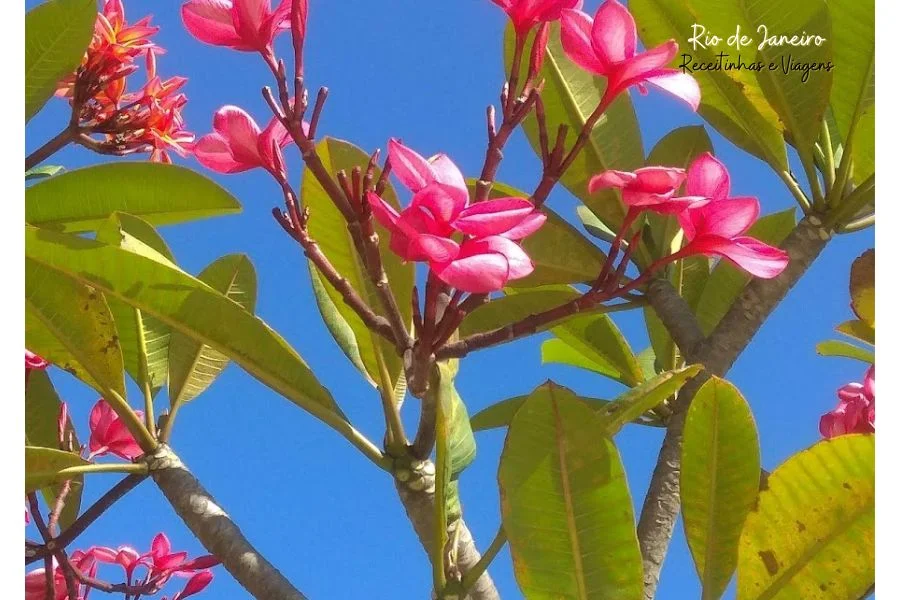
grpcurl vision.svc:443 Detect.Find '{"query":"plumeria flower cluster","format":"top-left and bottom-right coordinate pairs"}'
top-left (367, 140), bottom-right (546, 293)
top-left (820, 366), bottom-right (875, 439)
top-left (591, 153), bottom-right (789, 278)
top-left (25, 535), bottom-right (217, 600)
top-left (57, 0), bottom-right (193, 162)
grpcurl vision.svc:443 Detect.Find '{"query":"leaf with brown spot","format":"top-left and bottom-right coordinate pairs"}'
top-left (850, 250), bottom-right (875, 328)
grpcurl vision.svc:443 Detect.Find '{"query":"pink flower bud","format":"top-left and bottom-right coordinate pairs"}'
top-left (88, 399), bottom-right (144, 461)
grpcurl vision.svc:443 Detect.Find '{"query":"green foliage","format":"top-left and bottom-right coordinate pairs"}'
top-left (303, 138), bottom-right (412, 390)
top-left (26, 163), bottom-right (241, 233)
top-left (461, 285), bottom-right (579, 337)
top-left (168, 254), bottom-right (258, 409)
top-left (827, 0), bottom-right (874, 150)
top-left (738, 435), bottom-right (874, 599)
top-left (26, 446), bottom-right (89, 494)
top-left (499, 382), bottom-right (643, 599)
top-left (25, 226), bottom-right (341, 426)
top-left (25, 0), bottom-right (95, 121)
top-left (815, 340), bottom-right (873, 364)
top-left (25, 165), bottom-right (65, 181)
top-left (681, 378), bottom-right (761, 600)
top-left (850, 250), bottom-right (874, 327)
top-left (596, 365), bottom-right (701, 435)
top-left (26, 370), bottom-right (82, 529)
top-left (503, 23), bottom-right (644, 233)
top-left (471, 393), bottom-right (608, 432)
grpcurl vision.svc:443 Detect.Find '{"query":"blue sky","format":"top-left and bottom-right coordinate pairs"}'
top-left (26, 0), bottom-right (874, 598)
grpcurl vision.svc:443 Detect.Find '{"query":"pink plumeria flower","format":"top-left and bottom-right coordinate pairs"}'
top-left (432, 236), bottom-right (536, 293)
top-left (181, 0), bottom-right (294, 55)
top-left (560, 1), bottom-right (700, 110)
top-left (588, 166), bottom-right (706, 214)
top-left (193, 106), bottom-right (306, 180)
top-left (491, 0), bottom-right (583, 35)
top-left (167, 570), bottom-right (215, 600)
top-left (25, 551), bottom-right (96, 600)
top-left (820, 366), bottom-right (875, 439)
top-left (93, 544), bottom-right (144, 580)
top-left (25, 350), bottom-right (49, 371)
top-left (676, 153), bottom-right (789, 279)
top-left (88, 399), bottom-right (144, 461)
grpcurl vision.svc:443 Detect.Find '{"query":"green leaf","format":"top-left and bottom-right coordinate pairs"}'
top-left (26, 446), bottom-right (90, 494)
top-left (25, 259), bottom-right (126, 399)
top-left (630, 0), bottom-right (788, 170)
top-left (25, 226), bottom-right (341, 424)
top-left (25, 370), bottom-right (82, 529)
top-left (460, 285), bottom-right (580, 337)
top-left (835, 320), bottom-right (874, 346)
top-left (645, 126), bottom-right (714, 258)
top-left (849, 249), bottom-right (874, 328)
top-left (737, 435), bottom-right (874, 599)
top-left (168, 254), bottom-right (258, 408)
top-left (815, 340), bottom-right (873, 364)
top-left (748, 0), bottom-right (833, 155)
top-left (477, 182), bottom-right (606, 287)
top-left (302, 138), bottom-right (412, 390)
top-left (828, 0), bottom-right (875, 147)
top-left (499, 382), bottom-right (643, 599)
top-left (26, 163), bottom-right (241, 233)
top-left (25, 0), bottom-right (95, 121)
top-left (96, 213), bottom-right (175, 395)
top-left (504, 22), bottom-right (644, 232)
top-left (541, 311), bottom-right (645, 387)
top-left (695, 209), bottom-right (796, 334)
top-left (850, 106), bottom-right (874, 184)
top-left (25, 165), bottom-right (65, 181)
top-left (596, 365), bottom-right (702, 435)
top-left (431, 363), bottom-right (476, 525)
top-left (682, 377), bottom-right (761, 600)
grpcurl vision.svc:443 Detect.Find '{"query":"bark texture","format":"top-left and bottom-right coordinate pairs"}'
top-left (146, 445), bottom-right (308, 600)
top-left (637, 217), bottom-right (832, 599)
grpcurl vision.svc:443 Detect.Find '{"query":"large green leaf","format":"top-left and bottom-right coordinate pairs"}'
top-left (827, 0), bottom-right (874, 146)
top-left (596, 365), bottom-right (702, 435)
top-left (835, 320), bottom-right (874, 346)
top-left (541, 310), bottom-right (645, 387)
top-left (471, 393), bottom-right (612, 432)
top-left (25, 226), bottom-right (341, 425)
top-left (737, 435), bottom-right (874, 599)
top-left (25, 259), bottom-right (126, 399)
top-left (682, 377), bottom-right (761, 600)
top-left (815, 340), bottom-right (873, 364)
top-left (694, 209), bottom-right (796, 334)
top-left (26, 446), bottom-right (90, 494)
top-left (96, 213), bottom-right (175, 395)
top-left (849, 249), bottom-right (874, 328)
top-left (302, 138), bottom-right (412, 390)
top-left (25, 370), bottom-right (82, 529)
top-left (26, 163), bottom-right (241, 233)
top-left (499, 382), bottom-right (643, 599)
top-left (747, 0), bottom-right (833, 154)
top-left (476, 181), bottom-right (606, 287)
top-left (168, 254), bottom-right (258, 408)
top-left (850, 106), bottom-right (874, 184)
top-left (504, 23), bottom-right (644, 233)
top-left (630, 0), bottom-right (788, 169)
top-left (25, 0), bottom-right (95, 121)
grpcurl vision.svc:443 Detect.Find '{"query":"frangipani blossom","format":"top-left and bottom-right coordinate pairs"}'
top-left (588, 166), bottom-right (705, 214)
top-left (169, 570), bottom-right (215, 600)
top-left (194, 106), bottom-right (306, 178)
top-left (678, 153), bottom-right (789, 279)
top-left (25, 350), bottom-right (49, 372)
top-left (182, 0), bottom-right (296, 54)
top-left (491, 0), bottom-right (583, 34)
top-left (367, 140), bottom-right (545, 292)
top-left (820, 366), bottom-right (875, 438)
top-left (560, 1), bottom-right (700, 110)
top-left (25, 551), bottom-right (97, 600)
top-left (88, 399), bottom-right (144, 460)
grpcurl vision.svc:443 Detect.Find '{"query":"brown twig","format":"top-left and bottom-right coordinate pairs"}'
top-left (25, 127), bottom-right (76, 172)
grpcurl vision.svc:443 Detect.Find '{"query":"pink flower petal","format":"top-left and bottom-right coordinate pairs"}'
top-left (452, 198), bottom-right (537, 237)
top-left (560, 9), bottom-right (608, 74)
top-left (615, 41), bottom-right (679, 84)
top-left (475, 236), bottom-right (535, 280)
top-left (232, 0), bottom-right (269, 47)
top-left (687, 235), bottom-right (788, 278)
top-left (686, 152), bottom-right (730, 200)
top-left (212, 106), bottom-right (264, 167)
top-left (428, 153), bottom-right (467, 198)
top-left (412, 183), bottom-right (467, 224)
top-left (408, 235), bottom-right (461, 263)
top-left (588, 169), bottom-right (637, 193)
top-left (645, 70), bottom-right (702, 111)
top-left (366, 192), bottom-right (401, 229)
top-left (181, 0), bottom-right (246, 49)
top-left (433, 253), bottom-right (510, 293)
top-left (500, 211), bottom-right (547, 239)
top-left (193, 134), bottom-right (249, 173)
top-left (632, 166), bottom-right (686, 193)
top-left (591, 0), bottom-right (636, 64)
top-left (388, 138), bottom-right (433, 192)
top-left (174, 570), bottom-right (214, 600)
top-left (685, 196), bottom-right (760, 240)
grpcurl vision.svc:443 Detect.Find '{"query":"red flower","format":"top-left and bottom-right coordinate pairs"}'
top-left (820, 366), bottom-right (875, 438)
top-left (588, 166), bottom-right (706, 214)
top-left (88, 399), bottom-right (143, 461)
top-left (491, 0), bottom-right (583, 34)
top-left (182, 0), bottom-right (297, 55)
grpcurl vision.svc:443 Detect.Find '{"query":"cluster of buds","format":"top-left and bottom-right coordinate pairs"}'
top-left (56, 0), bottom-right (193, 163)
top-left (25, 534), bottom-right (216, 600)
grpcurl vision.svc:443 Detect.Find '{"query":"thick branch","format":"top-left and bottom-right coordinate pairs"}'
top-left (636, 216), bottom-right (831, 598)
top-left (394, 463), bottom-right (499, 600)
top-left (146, 445), bottom-right (308, 600)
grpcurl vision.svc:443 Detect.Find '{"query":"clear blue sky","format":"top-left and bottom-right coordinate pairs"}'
top-left (26, 1), bottom-right (874, 598)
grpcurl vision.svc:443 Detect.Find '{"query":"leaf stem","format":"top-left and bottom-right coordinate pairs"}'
top-left (776, 170), bottom-right (812, 212)
top-left (820, 120), bottom-right (836, 191)
top-left (134, 309), bottom-right (157, 439)
top-left (460, 526), bottom-right (507, 592)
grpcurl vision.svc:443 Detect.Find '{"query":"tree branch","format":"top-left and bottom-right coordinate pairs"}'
top-left (636, 216), bottom-right (832, 598)
top-left (146, 445), bottom-right (309, 600)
